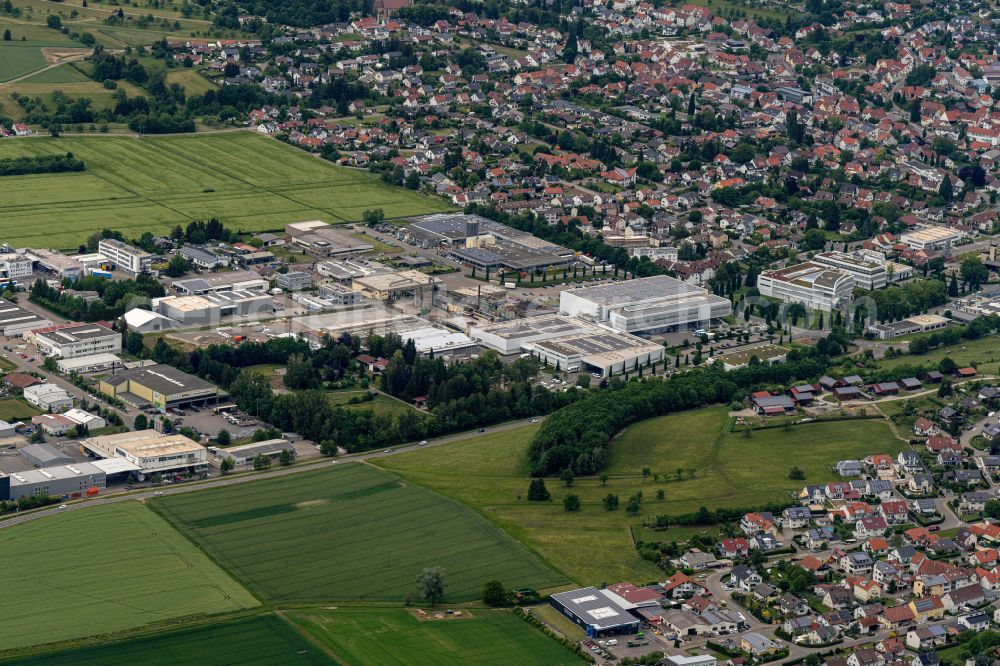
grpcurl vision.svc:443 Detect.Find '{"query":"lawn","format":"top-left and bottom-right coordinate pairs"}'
top-left (13, 62), bottom-right (91, 84)
top-left (876, 334), bottom-right (1000, 376)
top-left (0, 397), bottom-right (42, 421)
top-left (285, 608), bottom-right (584, 666)
top-left (0, 502), bottom-right (258, 652)
top-left (328, 390), bottom-right (422, 419)
top-left (378, 408), bottom-right (906, 585)
top-left (2, 614), bottom-right (331, 665)
top-left (0, 133), bottom-right (452, 249)
top-left (150, 463), bottom-right (564, 604)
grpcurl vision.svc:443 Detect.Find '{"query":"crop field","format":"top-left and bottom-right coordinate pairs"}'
top-left (3, 614), bottom-right (332, 665)
top-left (150, 463), bottom-right (564, 603)
top-left (378, 409), bottom-right (906, 584)
top-left (14, 62), bottom-right (91, 84)
top-left (0, 133), bottom-right (451, 249)
top-left (0, 502), bottom-right (258, 651)
top-left (0, 43), bottom-right (53, 82)
top-left (285, 608), bottom-right (584, 666)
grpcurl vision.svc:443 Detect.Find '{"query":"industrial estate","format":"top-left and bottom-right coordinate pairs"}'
top-left (8, 0), bottom-right (1000, 662)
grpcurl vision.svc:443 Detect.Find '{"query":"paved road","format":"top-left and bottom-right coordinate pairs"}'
top-left (0, 415), bottom-right (543, 528)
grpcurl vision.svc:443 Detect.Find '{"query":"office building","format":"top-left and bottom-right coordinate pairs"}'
top-left (0, 252), bottom-right (33, 279)
top-left (0, 462), bottom-right (108, 501)
top-left (868, 314), bottom-right (949, 340)
top-left (30, 322), bottom-right (121, 359)
top-left (813, 251), bottom-right (887, 290)
top-left (351, 270), bottom-right (438, 301)
top-left (275, 271), bottom-right (312, 291)
top-left (98, 238), bottom-right (153, 275)
top-left (560, 275), bottom-right (732, 334)
top-left (756, 262), bottom-right (855, 311)
top-left (82, 430), bottom-right (207, 479)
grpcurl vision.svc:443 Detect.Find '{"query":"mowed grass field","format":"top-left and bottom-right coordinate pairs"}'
top-left (150, 463), bottom-right (564, 603)
top-left (0, 502), bottom-right (258, 652)
top-left (0, 132), bottom-right (451, 249)
top-left (877, 334), bottom-right (1000, 375)
top-left (2, 615), bottom-right (332, 665)
top-left (285, 608), bottom-right (584, 666)
top-left (378, 408), bottom-right (906, 585)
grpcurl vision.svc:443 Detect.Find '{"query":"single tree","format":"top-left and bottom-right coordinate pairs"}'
top-left (133, 413), bottom-right (148, 431)
top-left (560, 468), bottom-right (574, 486)
top-left (220, 456), bottom-right (235, 475)
top-left (563, 493), bottom-right (581, 511)
top-left (482, 579), bottom-right (510, 607)
top-left (789, 467), bottom-right (806, 480)
top-left (527, 478), bottom-right (550, 501)
top-left (252, 453), bottom-right (271, 470)
top-left (416, 566), bottom-right (446, 606)
top-left (216, 429), bottom-right (231, 446)
top-left (602, 493), bottom-right (619, 511)
top-left (278, 448), bottom-right (296, 466)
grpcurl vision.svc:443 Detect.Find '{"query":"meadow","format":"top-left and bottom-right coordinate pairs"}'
top-left (0, 502), bottom-right (259, 651)
top-left (876, 334), bottom-right (1000, 375)
top-left (3, 615), bottom-right (332, 665)
top-left (285, 608), bottom-right (584, 666)
top-left (0, 397), bottom-right (42, 421)
top-left (0, 133), bottom-right (451, 249)
top-left (378, 408), bottom-right (906, 585)
top-left (0, 42), bottom-right (57, 82)
top-left (150, 463), bottom-right (564, 604)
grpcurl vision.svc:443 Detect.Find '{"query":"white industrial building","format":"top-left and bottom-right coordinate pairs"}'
top-left (899, 226), bottom-right (962, 253)
top-left (172, 270), bottom-right (267, 295)
top-left (524, 328), bottom-right (664, 377)
top-left (57, 353), bottom-right (123, 374)
top-left (123, 308), bottom-right (178, 334)
top-left (0, 298), bottom-right (52, 336)
top-left (559, 275), bottom-right (732, 334)
top-left (98, 238), bottom-right (153, 275)
top-left (82, 430), bottom-right (207, 479)
top-left (0, 252), bottom-right (33, 279)
top-left (23, 383), bottom-right (73, 412)
top-left (26, 249), bottom-right (83, 280)
top-left (812, 251), bottom-right (887, 290)
top-left (756, 262), bottom-right (855, 311)
top-left (30, 322), bottom-right (121, 359)
top-left (153, 291), bottom-right (273, 325)
top-left (471, 315), bottom-right (594, 355)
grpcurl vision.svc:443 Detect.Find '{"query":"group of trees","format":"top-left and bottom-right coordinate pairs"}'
top-left (529, 330), bottom-right (850, 477)
top-left (854, 278), bottom-right (948, 324)
top-left (30, 274), bottom-right (165, 323)
top-left (137, 334), bottom-right (578, 454)
top-left (0, 153), bottom-right (84, 176)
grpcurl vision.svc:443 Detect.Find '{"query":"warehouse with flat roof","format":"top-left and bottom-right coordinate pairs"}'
top-left (471, 314), bottom-right (595, 355)
top-left (153, 291), bottom-right (273, 325)
top-left (0, 462), bottom-right (107, 501)
top-left (0, 298), bottom-right (52, 337)
top-left (98, 364), bottom-right (221, 409)
top-left (524, 326), bottom-right (664, 377)
top-left (560, 276), bottom-right (732, 335)
top-left (550, 587), bottom-right (641, 638)
top-left (172, 270), bottom-right (267, 295)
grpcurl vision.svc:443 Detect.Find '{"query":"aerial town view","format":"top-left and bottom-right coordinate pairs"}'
top-left (6, 0), bottom-right (1000, 664)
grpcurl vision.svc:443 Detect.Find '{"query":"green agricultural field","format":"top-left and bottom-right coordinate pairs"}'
top-left (0, 133), bottom-right (452, 249)
top-left (13, 62), bottom-right (91, 84)
top-left (378, 408), bottom-right (906, 584)
top-left (2, 614), bottom-right (332, 665)
top-left (150, 463), bottom-right (564, 603)
top-left (0, 44), bottom-right (51, 82)
top-left (0, 502), bottom-right (258, 652)
top-left (286, 608), bottom-right (584, 666)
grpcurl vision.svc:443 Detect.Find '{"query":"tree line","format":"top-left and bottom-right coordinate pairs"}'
top-left (0, 153), bottom-right (84, 176)
top-left (528, 330), bottom-right (851, 477)
top-left (30, 275), bottom-right (165, 323)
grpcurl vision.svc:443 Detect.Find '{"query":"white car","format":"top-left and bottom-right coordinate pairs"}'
top-left (383, 449), bottom-right (391, 453)
top-left (418, 440), bottom-right (428, 446)
top-left (58, 504), bottom-right (67, 510)
top-left (154, 491), bottom-right (164, 496)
